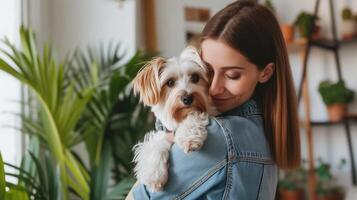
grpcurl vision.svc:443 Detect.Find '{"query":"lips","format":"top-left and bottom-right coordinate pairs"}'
top-left (212, 97), bottom-right (231, 105)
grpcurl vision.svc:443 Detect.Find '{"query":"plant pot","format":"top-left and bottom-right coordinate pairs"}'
top-left (298, 25), bottom-right (320, 40)
top-left (316, 193), bottom-right (344, 200)
top-left (312, 25), bottom-right (321, 40)
top-left (279, 189), bottom-right (304, 200)
top-left (327, 104), bottom-right (347, 122)
top-left (342, 20), bottom-right (355, 40)
top-left (281, 24), bottom-right (295, 43)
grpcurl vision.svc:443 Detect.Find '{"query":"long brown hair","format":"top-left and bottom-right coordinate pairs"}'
top-left (201, 1), bottom-right (300, 169)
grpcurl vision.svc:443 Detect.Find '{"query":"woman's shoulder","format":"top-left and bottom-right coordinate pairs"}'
top-left (211, 115), bottom-right (273, 162)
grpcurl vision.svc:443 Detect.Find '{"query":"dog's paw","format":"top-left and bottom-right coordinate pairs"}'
top-left (175, 112), bottom-right (209, 153)
top-left (182, 138), bottom-right (204, 153)
top-left (133, 130), bottom-right (172, 192)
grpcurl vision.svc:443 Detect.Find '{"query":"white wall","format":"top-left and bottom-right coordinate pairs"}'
top-left (154, 0), bottom-right (357, 188)
top-left (154, 0), bottom-right (236, 58)
top-left (28, 0), bottom-right (137, 61)
top-left (0, 0), bottom-right (23, 166)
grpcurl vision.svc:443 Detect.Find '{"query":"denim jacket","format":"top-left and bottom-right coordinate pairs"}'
top-left (133, 99), bottom-right (278, 200)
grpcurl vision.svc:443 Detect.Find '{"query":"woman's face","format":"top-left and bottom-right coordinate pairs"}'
top-left (201, 39), bottom-right (264, 112)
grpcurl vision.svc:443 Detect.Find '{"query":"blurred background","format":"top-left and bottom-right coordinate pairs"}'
top-left (0, 0), bottom-right (357, 199)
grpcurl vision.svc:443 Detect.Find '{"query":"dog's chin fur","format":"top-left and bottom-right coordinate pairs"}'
top-left (171, 92), bottom-right (207, 123)
top-left (152, 90), bottom-right (213, 131)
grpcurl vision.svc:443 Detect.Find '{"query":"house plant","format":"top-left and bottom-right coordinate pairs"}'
top-left (315, 159), bottom-right (346, 200)
top-left (278, 166), bottom-right (307, 200)
top-left (0, 26), bottom-right (154, 199)
top-left (294, 12), bottom-right (320, 39)
top-left (281, 23), bottom-right (295, 43)
top-left (341, 7), bottom-right (355, 39)
top-left (318, 80), bottom-right (355, 122)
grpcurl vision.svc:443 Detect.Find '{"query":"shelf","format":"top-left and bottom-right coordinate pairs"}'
top-left (303, 114), bottom-right (357, 127)
top-left (297, 0), bottom-right (357, 188)
top-left (310, 37), bottom-right (357, 50)
top-left (286, 37), bottom-right (357, 52)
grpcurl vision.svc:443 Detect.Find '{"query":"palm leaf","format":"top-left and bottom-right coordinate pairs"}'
top-left (104, 177), bottom-right (135, 200)
top-left (90, 140), bottom-right (113, 200)
top-left (0, 26), bottom-right (95, 200)
top-left (0, 153), bottom-right (5, 200)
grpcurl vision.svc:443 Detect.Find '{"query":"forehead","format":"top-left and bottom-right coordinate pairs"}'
top-left (201, 39), bottom-right (251, 70)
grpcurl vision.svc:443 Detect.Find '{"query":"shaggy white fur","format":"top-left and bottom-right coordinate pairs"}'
top-left (131, 46), bottom-right (218, 192)
top-left (133, 131), bottom-right (172, 192)
top-left (175, 112), bottom-right (210, 153)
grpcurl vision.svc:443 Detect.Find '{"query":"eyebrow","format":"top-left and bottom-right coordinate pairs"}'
top-left (203, 60), bottom-right (245, 70)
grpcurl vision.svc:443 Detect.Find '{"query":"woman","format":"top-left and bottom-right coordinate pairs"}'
top-left (128, 1), bottom-right (300, 199)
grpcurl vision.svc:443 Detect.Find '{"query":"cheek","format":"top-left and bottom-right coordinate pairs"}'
top-left (226, 77), bottom-right (258, 97)
top-left (225, 81), bottom-right (245, 96)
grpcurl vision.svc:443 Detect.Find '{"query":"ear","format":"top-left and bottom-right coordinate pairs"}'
top-left (180, 46), bottom-right (206, 71)
top-left (258, 62), bottom-right (275, 83)
top-left (132, 57), bottom-right (166, 106)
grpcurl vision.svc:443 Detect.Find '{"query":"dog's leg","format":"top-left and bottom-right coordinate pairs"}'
top-left (133, 130), bottom-right (172, 192)
top-left (174, 112), bottom-right (209, 153)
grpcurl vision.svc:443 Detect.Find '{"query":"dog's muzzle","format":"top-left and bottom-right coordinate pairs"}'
top-left (181, 94), bottom-right (194, 106)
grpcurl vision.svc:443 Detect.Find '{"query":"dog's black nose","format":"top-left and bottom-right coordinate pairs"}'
top-left (181, 95), bottom-right (194, 105)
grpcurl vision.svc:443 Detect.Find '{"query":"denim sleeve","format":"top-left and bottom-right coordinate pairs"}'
top-left (132, 118), bottom-right (228, 200)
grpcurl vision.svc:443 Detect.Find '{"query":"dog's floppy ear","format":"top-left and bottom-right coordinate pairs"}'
top-left (180, 46), bottom-right (206, 71)
top-left (132, 57), bottom-right (166, 106)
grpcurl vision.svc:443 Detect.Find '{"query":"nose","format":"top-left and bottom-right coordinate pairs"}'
top-left (181, 94), bottom-right (194, 105)
top-left (209, 74), bottom-right (224, 96)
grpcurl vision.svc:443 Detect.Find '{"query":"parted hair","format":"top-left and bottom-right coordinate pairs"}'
top-left (201, 0), bottom-right (301, 169)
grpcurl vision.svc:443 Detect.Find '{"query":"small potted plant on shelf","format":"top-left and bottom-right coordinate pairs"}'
top-left (278, 166), bottom-right (307, 200)
top-left (341, 7), bottom-right (355, 40)
top-left (281, 23), bottom-right (295, 43)
top-left (315, 159), bottom-right (346, 200)
top-left (294, 11), bottom-right (320, 39)
top-left (318, 80), bottom-right (355, 122)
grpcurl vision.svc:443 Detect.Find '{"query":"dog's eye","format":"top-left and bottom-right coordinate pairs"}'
top-left (191, 73), bottom-right (200, 83)
top-left (166, 79), bottom-right (175, 87)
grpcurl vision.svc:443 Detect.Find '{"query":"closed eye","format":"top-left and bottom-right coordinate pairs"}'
top-left (225, 73), bottom-right (241, 80)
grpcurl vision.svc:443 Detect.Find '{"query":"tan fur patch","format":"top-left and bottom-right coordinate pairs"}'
top-left (171, 92), bottom-right (207, 122)
top-left (132, 57), bottom-right (166, 106)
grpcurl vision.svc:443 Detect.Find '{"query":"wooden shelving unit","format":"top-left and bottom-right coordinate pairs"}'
top-left (293, 0), bottom-right (357, 199)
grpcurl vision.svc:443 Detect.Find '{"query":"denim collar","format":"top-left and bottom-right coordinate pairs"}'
top-left (219, 99), bottom-right (262, 118)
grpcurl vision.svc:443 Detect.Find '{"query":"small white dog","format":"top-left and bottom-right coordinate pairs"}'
top-left (132, 46), bottom-right (218, 192)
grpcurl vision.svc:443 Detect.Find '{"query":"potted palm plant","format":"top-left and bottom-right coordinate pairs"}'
top-left (278, 166), bottom-right (307, 200)
top-left (315, 159), bottom-right (346, 200)
top-left (294, 11), bottom-right (320, 39)
top-left (341, 7), bottom-right (355, 39)
top-left (0, 26), bottom-right (154, 200)
top-left (318, 80), bottom-right (355, 122)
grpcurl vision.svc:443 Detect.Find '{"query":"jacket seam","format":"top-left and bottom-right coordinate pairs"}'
top-left (256, 164), bottom-right (265, 200)
top-left (236, 153), bottom-right (275, 164)
top-left (214, 118), bottom-right (236, 200)
top-left (173, 159), bottom-right (227, 200)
